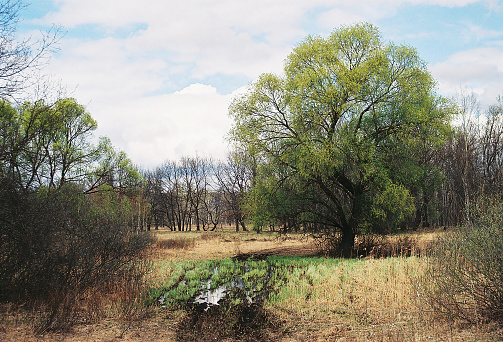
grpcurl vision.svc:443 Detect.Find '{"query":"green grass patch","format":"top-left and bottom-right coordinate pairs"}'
top-left (147, 254), bottom-right (421, 319)
top-left (147, 257), bottom-right (274, 308)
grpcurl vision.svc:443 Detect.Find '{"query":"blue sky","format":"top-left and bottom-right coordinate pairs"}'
top-left (17, 0), bottom-right (503, 167)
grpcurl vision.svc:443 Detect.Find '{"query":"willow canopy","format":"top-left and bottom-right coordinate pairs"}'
top-left (229, 23), bottom-right (450, 256)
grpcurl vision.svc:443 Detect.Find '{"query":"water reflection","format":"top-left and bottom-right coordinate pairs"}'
top-left (157, 258), bottom-right (275, 311)
top-left (191, 277), bottom-right (255, 310)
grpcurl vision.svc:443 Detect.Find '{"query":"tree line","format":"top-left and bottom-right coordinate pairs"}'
top-left (142, 153), bottom-right (252, 232)
top-left (138, 89), bottom-right (503, 242)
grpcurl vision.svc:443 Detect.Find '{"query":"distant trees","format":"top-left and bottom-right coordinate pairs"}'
top-left (430, 94), bottom-right (503, 227)
top-left (214, 152), bottom-right (254, 232)
top-left (143, 154), bottom-right (253, 232)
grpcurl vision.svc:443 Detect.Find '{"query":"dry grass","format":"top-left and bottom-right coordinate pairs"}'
top-left (2, 227), bottom-right (501, 341)
top-left (267, 256), bottom-right (501, 341)
top-left (0, 304), bottom-right (178, 342)
top-left (154, 237), bottom-right (196, 250)
top-left (149, 226), bottom-right (317, 261)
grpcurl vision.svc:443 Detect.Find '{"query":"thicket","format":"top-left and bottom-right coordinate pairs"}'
top-left (421, 196), bottom-right (503, 324)
top-left (0, 181), bottom-right (152, 330)
top-left (0, 1), bottom-right (152, 331)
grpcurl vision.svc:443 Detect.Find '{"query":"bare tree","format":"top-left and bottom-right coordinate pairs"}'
top-left (202, 187), bottom-right (224, 231)
top-left (143, 167), bottom-right (165, 230)
top-left (183, 156), bottom-right (211, 231)
top-left (215, 152), bottom-right (253, 232)
top-left (0, 0), bottom-right (60, 100)
top-left (456, 91), bottom-right (480, 222)
top-left (478, 96), bottom-right (503, 196)
top-left (144, 155), bottom-right (253, 233)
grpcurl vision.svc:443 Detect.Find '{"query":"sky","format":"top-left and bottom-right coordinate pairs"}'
top-left (17, 0), bottom-right (503, 168)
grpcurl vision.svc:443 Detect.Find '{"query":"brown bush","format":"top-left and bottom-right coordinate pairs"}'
top-left (419, 219), bottom-right (503, 324)
top-left (155, 237), bottom-right (196, 250)
top-left (353, 234), bottom-right (421, 258)
top-left (316, 232), bottom-right (424, 258)
top-left (0, 182), bottom-right (153, 331)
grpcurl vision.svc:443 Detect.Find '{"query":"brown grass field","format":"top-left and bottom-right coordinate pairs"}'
top-left (1, 227), bottom-right (502, 341)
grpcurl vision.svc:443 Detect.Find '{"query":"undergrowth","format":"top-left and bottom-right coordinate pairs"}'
top-left (420, 197), bottom-right (503, 325)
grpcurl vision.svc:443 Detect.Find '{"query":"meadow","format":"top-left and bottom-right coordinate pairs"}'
top-left (1, 227), bottom-right (501, 341)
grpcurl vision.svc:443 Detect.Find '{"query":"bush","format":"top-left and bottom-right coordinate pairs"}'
top-left (353, 234), bottom-right (420, 258)
top-left (315, 232), bottom-right (422, 258)
top-left (155, 237), bottom-right (195, 250)
top-left (420, 197), bottom-right (503, 324)
top-left (0, 180), bottom-right (153, 330)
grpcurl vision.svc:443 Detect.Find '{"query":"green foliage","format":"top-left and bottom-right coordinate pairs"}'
top-left (149, 257), bottom-right (274, 308)
top-left (0, 98), bottom-right (141, 194)
top-left (421, 197), bottom-right (503, 324)
top-left (0, 98), bottom-right (102, 189)
top-left (230, 23), bottom-right (450, 254)
top-left (366, 181), bottom-right (415, 234)
top-left (91, 137), bottom-right (143, 193)
top-left (246, 163), bottom-right (306, 232)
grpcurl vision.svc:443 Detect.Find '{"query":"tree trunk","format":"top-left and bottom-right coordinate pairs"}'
top-left (340, 228), bottom-right (355, 258)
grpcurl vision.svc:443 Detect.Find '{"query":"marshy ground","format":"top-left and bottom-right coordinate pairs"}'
top-left (1, 227), bottom-right (502, 341)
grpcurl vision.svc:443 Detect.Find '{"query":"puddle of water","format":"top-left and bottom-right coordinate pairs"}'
top-left (158, 293), bottom-right (166, 308)
top-left (192, 279), bottom-right (230, 306)
top-left (191, 272), bottom-right (257, 310)
top-left (157, 259), bottom-right (274, 310)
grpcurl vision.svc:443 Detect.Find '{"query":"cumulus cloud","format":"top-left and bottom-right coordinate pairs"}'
top-left (22, 0), bottom-right (503, 167)
top-left (430, 46), bottom-right (503, 106)
top-left (91, 84), bottom-right (237, 168)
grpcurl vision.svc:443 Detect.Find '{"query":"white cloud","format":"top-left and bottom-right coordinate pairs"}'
top-left (403, 0), bottom-right (497, 6)
top-left (91, 84), bottom-right (236, 168)
top-left (45, 37), bottom-right (168, 102)
top-left (316, 8), bottom-right (369, 29)
top-left (464, 23), bottom-right (503, 41)
top-left (430, 46), bottom-right (503, 106)
top-left (22, 0), bottom-right (503, 167)
top-left (35, 0), bottom-right (145, 27)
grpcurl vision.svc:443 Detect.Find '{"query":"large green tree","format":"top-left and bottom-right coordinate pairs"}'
top-left (0, 98), bottom-right (140, 193)
top-left (230, 23), bottom-right (451, 256)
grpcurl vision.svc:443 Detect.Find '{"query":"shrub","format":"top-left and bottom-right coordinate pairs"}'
top-left (0, 181), bottom-right (153, 330)
top-left (353, 234), bottom-right (420, 258)
top-left (155, 237), bottom-right (195, 250)
top-left (420, 197), bottom-right (503, 324)
top-left (315, 232), bottom-right (422, 258)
